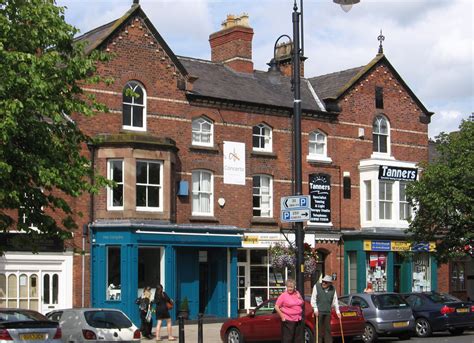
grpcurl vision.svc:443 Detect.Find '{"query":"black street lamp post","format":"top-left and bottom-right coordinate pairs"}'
top-left (289, 0), bottom-right (360, 336)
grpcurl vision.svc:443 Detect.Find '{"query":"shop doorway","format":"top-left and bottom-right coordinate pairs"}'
top-left (199, 261), bottom-right (209, 313)
top-left (311, 251), bottom-right (326, 288)
top-left (393, 265), bottom-right (401, 293)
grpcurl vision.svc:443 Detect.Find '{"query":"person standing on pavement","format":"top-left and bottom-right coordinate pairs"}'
top-left (274, 278), bottom-right (304, 343)
top-left (311, 275), bottom-right (341, 343)
top-left (136, 286), bottom-right (153, 339)
top-left (153, 284), bottom-right (176, 341)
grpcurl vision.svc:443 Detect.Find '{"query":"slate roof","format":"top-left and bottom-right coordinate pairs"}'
top-left (309, 66), bottom-right (364, 100)
top-left (179, 56), bottom-right (325, 113)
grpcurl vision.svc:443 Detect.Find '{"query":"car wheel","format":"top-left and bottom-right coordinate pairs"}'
top-left (362, 323), bottom-right (378, 343)
top-left (226, 327), bottom-right (243, 343)
top-left (304, 326), bottom-right (314, 343)
top-left (448, 328), bottom-right (464, 336)
top-left (415, 318), bottom-right (432, 337)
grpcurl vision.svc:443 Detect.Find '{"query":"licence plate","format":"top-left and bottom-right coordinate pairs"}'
top-left (342, 311), bottom-right (357, 317)
top-left (456, 308), bottom-right (469, 313)
top-left (393, 321), bottom-right (409, 328)
top-left (19, 333), bottom-right (46, 340)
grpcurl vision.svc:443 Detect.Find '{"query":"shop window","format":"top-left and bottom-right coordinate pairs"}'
top-left (252, 123), bottom-right (272, 152)
top-left (367, 252), bottom-right (387, 292)
top-left (136, 160), bottom-right (162, 211)
top-left (412, 253), bottom-right (431, 292)
top-left (347, 252), bottom-right (357, 294)
top-left (379, 181), bottom-right (393, 220)
top-left (107, 246), bottom-right (121, 301)
top-left (0, 274), bottom-right (6, 307)
top-left (19, 274), bottom-right (28, 309)
top-left (192, 117), bottom-right (213, 147)
top-left (399, 182), bottom-right (412, 220)
top-left (451, 262), bottom-right (465, 291)
top-left (192, 170), bottom-right (213, 216)
top-left (29, 274), bottom-right (38, 311)
top-left (1, 273), bottom-right (40, 310)
top-left (138, 247), bottom-right (161, 289)
top-left (8, 274), bottom-right (17, 308)
top-left (123, 81), bottom-right (146, 131)
top-left (237, 250), bottom-right (247, 262)
top-left (107, 159), bottom-right (124, 210)
top-left (252, 175), bottom-right (272, 217)
top-left (372, 115), bottom-right (390, 154)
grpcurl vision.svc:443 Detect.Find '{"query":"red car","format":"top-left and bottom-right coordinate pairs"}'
top-left (220, 299), bottom-right (365, 343)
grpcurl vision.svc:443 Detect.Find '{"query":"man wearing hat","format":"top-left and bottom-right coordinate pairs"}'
top-left (311, 275), bottom-right (341, 343)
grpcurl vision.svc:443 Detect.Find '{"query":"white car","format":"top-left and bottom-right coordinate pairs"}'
top-left (46, 308), bottom-right (140, 342)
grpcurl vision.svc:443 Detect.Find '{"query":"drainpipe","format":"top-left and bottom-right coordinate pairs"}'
top-left (82, 224), bottom-right (88, 307)
top-left (84, 142), bottom-right (96, 307)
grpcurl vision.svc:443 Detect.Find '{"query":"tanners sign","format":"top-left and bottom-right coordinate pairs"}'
top-left (378, 165), bottom-right (418, 182)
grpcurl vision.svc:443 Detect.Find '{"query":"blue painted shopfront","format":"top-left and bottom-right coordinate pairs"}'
top-left (343, 234), bottom-right (437, 295)
top-left (90, 223), bottom-right (242, 326)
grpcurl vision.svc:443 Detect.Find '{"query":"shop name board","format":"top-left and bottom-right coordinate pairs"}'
top-left (378, 166), bottom-right (418, 181)
top-left (363, 240), bottom-right (436, 252)
top-left (309, 173), bottom-right (331, 223)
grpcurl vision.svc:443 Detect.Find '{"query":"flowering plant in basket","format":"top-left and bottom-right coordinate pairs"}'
top-left (269, 242), bottom-right (318, 277)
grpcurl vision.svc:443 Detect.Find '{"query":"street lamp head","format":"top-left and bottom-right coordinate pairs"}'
top-left (333, 0), bottom-right (360, 12)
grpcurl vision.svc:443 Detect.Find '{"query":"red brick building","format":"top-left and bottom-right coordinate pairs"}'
top-left (2, 1), bottom-right (456, 324)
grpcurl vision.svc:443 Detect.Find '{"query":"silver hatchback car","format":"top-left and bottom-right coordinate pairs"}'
top-left (47, 308), bottom-right (140, 342)
top-left (339, 293), bottom-right (415, 343)
top-left (0, 308), bottom-right (62, 343)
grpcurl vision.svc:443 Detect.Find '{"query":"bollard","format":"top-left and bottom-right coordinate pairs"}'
top-left (197, 313), bottom-right (203, 343)
top-left (178, 316), bottom-right (185, 343)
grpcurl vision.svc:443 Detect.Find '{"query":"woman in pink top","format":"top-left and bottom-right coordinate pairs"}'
top-left (275, 278), bottom-right (304, 343)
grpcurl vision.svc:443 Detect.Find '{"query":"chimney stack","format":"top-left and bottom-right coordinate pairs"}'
top-left (269, 41), bottom-right (306, 78)
top-left (209, 14), bottom-right (254, 73)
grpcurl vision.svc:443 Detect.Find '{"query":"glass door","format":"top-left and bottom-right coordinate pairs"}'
top-left (237, 262), bottom-right (249, 311)
top-left (41, 272), bottom-right (59, 313)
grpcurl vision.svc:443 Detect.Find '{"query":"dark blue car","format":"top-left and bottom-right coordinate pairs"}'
top-left (401, 292), bottom-right (474, 337)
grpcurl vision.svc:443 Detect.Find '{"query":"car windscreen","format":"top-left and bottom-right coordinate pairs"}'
top-left (426, 293), bottom-right (461, 303)
top-left (84, 310), bottom-right (132, 329)
top-left (0, 310), bottom-right (48, 323)
top-left (372, 294), bottom-right (409, 310)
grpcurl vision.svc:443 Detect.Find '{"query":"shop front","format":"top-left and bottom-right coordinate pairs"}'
top-left (90, 221), bottom-right (242, 325)
top-left (343, 232), bottom-right (437, 295)
top-left (238, 231), bottom-right (316, 313)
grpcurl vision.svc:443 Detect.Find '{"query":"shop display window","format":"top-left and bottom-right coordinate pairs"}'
top-left (107, 246), bottom-right (121, 301)
top-left (366, 252), bottom-right (387, 292)
top-left (412, 253), bottom-right (431, 292)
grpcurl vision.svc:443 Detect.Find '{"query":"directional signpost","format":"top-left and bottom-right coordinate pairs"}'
top-left (280, 195), bottom-right (311, 222)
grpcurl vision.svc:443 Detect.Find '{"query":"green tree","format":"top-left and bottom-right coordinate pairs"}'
top-left (0, 0), bottom-right (110, 248)
top-left (406, 120), bottom-right (474, 263)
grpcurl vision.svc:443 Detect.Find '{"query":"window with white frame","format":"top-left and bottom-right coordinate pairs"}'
top-left (123, 81), bottom-right (146, 131)
top-left (372, 115), bottom-right (389, 154)
top-left (307, 131), bottom-right (331, 162)
top-left (107, 160), bottom-right (124, 210)
top-left (252, 124), bottom-right (272, 152)
top-left (0, 273), bottom-right (39, 310)
top-left (399, 182), bottom-right (411, 220)
top-left (192, 117), bottom-right (213, 147)
top-left (360, 161), bottom-right (416, 228)
top-left (136, 160), bottom-right (162, 211)
top-left (192, 170), bottom-right (213, 215)
top-left (364, 181), bottom-right (372, 221)
top-left (379, 181), bottom-right (393, 220)
top-left (253, 175), bottom-right (272, 217)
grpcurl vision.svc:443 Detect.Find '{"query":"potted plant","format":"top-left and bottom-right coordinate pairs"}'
top-left (177, 296), bottom-right (189, 320)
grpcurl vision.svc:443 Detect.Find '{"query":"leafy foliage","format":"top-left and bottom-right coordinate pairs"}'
top-left (0, 0), bottom-right (111, 249)
top-left (406, 120), bottom-right (474, 263)
top-left (269, 242), bottom-right (319, 276)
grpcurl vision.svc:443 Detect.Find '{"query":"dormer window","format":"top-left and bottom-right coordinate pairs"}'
top-left (372, 115), bottom-right (389, 154)
top-left (192, 117), bottom-right (213, 147)
top-left (252, 123), bottom-right (272, 152)
top-left (123, 81), bottom-right (146, 131)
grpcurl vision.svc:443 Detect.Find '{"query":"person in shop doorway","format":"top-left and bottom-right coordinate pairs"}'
top-left (274, 278), bottom-right (304, 343)
top-left (153, 284), bottom-right (176, 341)
top-left (135, 286), bottom-right (153, 339)
top-left (311, 275), bottom-right (341, 343)
top-left (364, 282), bottom-right (374, 293)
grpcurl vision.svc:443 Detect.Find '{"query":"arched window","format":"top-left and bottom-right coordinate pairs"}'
top-left (252, 123), bottom-right (272, 152)
top-left (123, 81), bottom-right (146, 131)
top-left (192, 117), bottom-right (213, 146)
top-left (307, 130), bottom-right (332, 162)
top-left (372, 115), bottom-right (389, 153)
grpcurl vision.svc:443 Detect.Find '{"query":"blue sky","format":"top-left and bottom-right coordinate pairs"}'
top-left (58, 0), bottom-right (473, 138)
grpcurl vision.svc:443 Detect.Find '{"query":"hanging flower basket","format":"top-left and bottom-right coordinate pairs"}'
top-left (269, 242), bottom-right (318, 277)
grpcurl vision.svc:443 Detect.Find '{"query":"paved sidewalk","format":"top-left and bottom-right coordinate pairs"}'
top-left (144, 322), bottom-right (223, 343)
